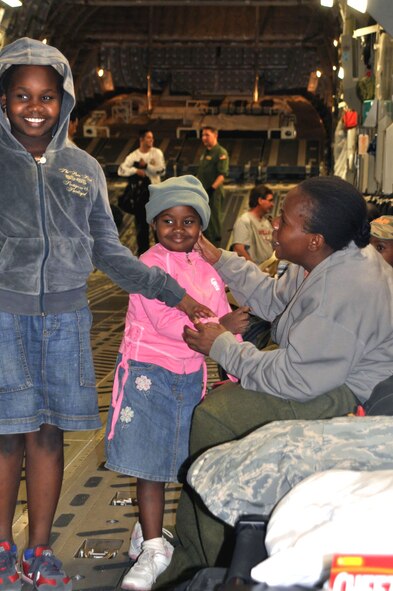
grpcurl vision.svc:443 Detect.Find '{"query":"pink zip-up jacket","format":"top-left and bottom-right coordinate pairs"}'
top-left (108, 244), bottom-right (239, 439)
top-left (120, 243), bottom-right (237, 370)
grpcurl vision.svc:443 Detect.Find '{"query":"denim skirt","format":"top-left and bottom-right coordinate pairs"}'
top-left (105, 358), bottom-right (203, 482)
top-left (0, 307), bottom-right (101, 434)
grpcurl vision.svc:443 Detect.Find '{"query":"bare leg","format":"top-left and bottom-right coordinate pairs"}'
top-left (137, 478), bottom-right (165, 540)
top-left (121, 479), bottom-right (168, 589)
top-left (0, 434), bottom-right (25, 542)
top-left (24, 424), bottom-right (64, 547)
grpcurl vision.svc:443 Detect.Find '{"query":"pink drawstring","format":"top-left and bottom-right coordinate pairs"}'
top-left (107, 357), bottom-right (129, 440)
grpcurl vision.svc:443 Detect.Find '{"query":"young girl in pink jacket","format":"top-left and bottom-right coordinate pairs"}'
top-left (105, 175), bottom-right (248, 590)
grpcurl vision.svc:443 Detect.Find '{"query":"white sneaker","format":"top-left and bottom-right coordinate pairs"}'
top-left (121, 543), bottom-right (173, 591)
top-left (128, 521), bottom-right (174, 560)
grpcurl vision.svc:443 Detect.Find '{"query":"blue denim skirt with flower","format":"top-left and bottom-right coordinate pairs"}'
top-left (105, 356), bottom-right (203, 482)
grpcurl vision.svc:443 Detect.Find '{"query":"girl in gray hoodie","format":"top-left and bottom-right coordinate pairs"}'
top-left (0, 37), bottom-right (210, 591)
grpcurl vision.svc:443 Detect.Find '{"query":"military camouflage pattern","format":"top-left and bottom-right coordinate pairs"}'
top-left (188, 416), bottom-right (393, 526)
top-left (370, 215), bottom-right (393, 239)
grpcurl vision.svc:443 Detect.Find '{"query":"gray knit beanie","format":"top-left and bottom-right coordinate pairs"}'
top-left (145, 175), bottom-right (210, 230)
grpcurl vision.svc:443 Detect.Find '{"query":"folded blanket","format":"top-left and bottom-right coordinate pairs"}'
top-left (251, 469), bottom-right (393, 586)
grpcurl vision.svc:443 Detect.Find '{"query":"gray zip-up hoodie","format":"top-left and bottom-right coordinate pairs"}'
top-left (0, 37), bottom-right (185, 314)
top-left (210, 244), bottom-right (393, 402)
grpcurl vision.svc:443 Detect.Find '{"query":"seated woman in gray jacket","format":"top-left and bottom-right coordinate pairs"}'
top-left (153, 176), bottom-right (393, 589)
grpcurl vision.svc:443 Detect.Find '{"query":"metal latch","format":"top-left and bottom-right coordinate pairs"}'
top-left (75, 538), bottom-right (123, 559)
top-left (111, 491), bottom-right (137, 506)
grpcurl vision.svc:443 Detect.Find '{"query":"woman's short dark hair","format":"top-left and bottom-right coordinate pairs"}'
top-left (299, 176), bottom-right (370, 250)
top-left (366, 201), bottom-right (381, 222)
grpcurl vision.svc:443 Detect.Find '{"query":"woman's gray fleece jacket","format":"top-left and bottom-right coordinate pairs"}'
top-left (211, 244), bottom-right (393, 402)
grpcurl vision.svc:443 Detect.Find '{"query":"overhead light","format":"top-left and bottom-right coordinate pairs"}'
top-left (333, 39), bottom-right (339, 47)
top-left (1, 0), bottom-right (22, 6)
top-left (42, 38), bottom-right (48, 44)
top-left (347, 0), bottom-right (367, 13)
top-left (320, 0), bottom-right (334, 6)
top-left (97, 68), bottom-right (104, 78)
top-left (316, 69), bottom-right (322, 78)
top-left (338, 66), bottom-right (344, 79)
top-left (333, 65), bottom-right (337, 71)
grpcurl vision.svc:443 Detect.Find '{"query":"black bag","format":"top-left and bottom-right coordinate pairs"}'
top-left (118, 174), bottom-right (150, 214)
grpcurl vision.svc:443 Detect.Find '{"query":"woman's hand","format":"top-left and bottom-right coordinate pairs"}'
top-left (183, 322), bottom-right (227, 355)
top-left (195, 234), bottom-right (222, 265)
top-left (220, 306), bottom-right (250, 335)
top-left (177, 294), bottom-right (215, 322)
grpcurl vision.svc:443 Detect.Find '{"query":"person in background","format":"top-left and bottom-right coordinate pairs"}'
top-left (370, 215), bottom-right (393, 267)
top-left (105, 175), bottom-right (248, 591)
top-left (197, 126), bottom-right (229, 246)
top-left (0, 37), bottom-right (210, 591)
top-left (118, 129), bottom-right (166, 255)
top-left (231, 184), bottom-right (274, 266)
top-left (226, 184), bottom-right (276, 351)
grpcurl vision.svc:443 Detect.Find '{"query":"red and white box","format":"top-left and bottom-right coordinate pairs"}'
top-left (329, 555), bottom-right (393, 591)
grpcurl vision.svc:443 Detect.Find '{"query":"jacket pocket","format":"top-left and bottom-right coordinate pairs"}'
top-left (46, 237), bottom-right (94, 291)
top-left (0, 237), bottom-right (43, 294)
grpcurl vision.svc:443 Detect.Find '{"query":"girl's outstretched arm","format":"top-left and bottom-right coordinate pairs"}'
top-left (177, 294), bottom-right (215, 322)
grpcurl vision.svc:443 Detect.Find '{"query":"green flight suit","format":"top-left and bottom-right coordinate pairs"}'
top-left (197, 143), bottom-right (229, 246)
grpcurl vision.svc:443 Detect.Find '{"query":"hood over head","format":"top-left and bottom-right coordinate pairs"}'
top-left (0, 37), bottom-right (75, 150)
